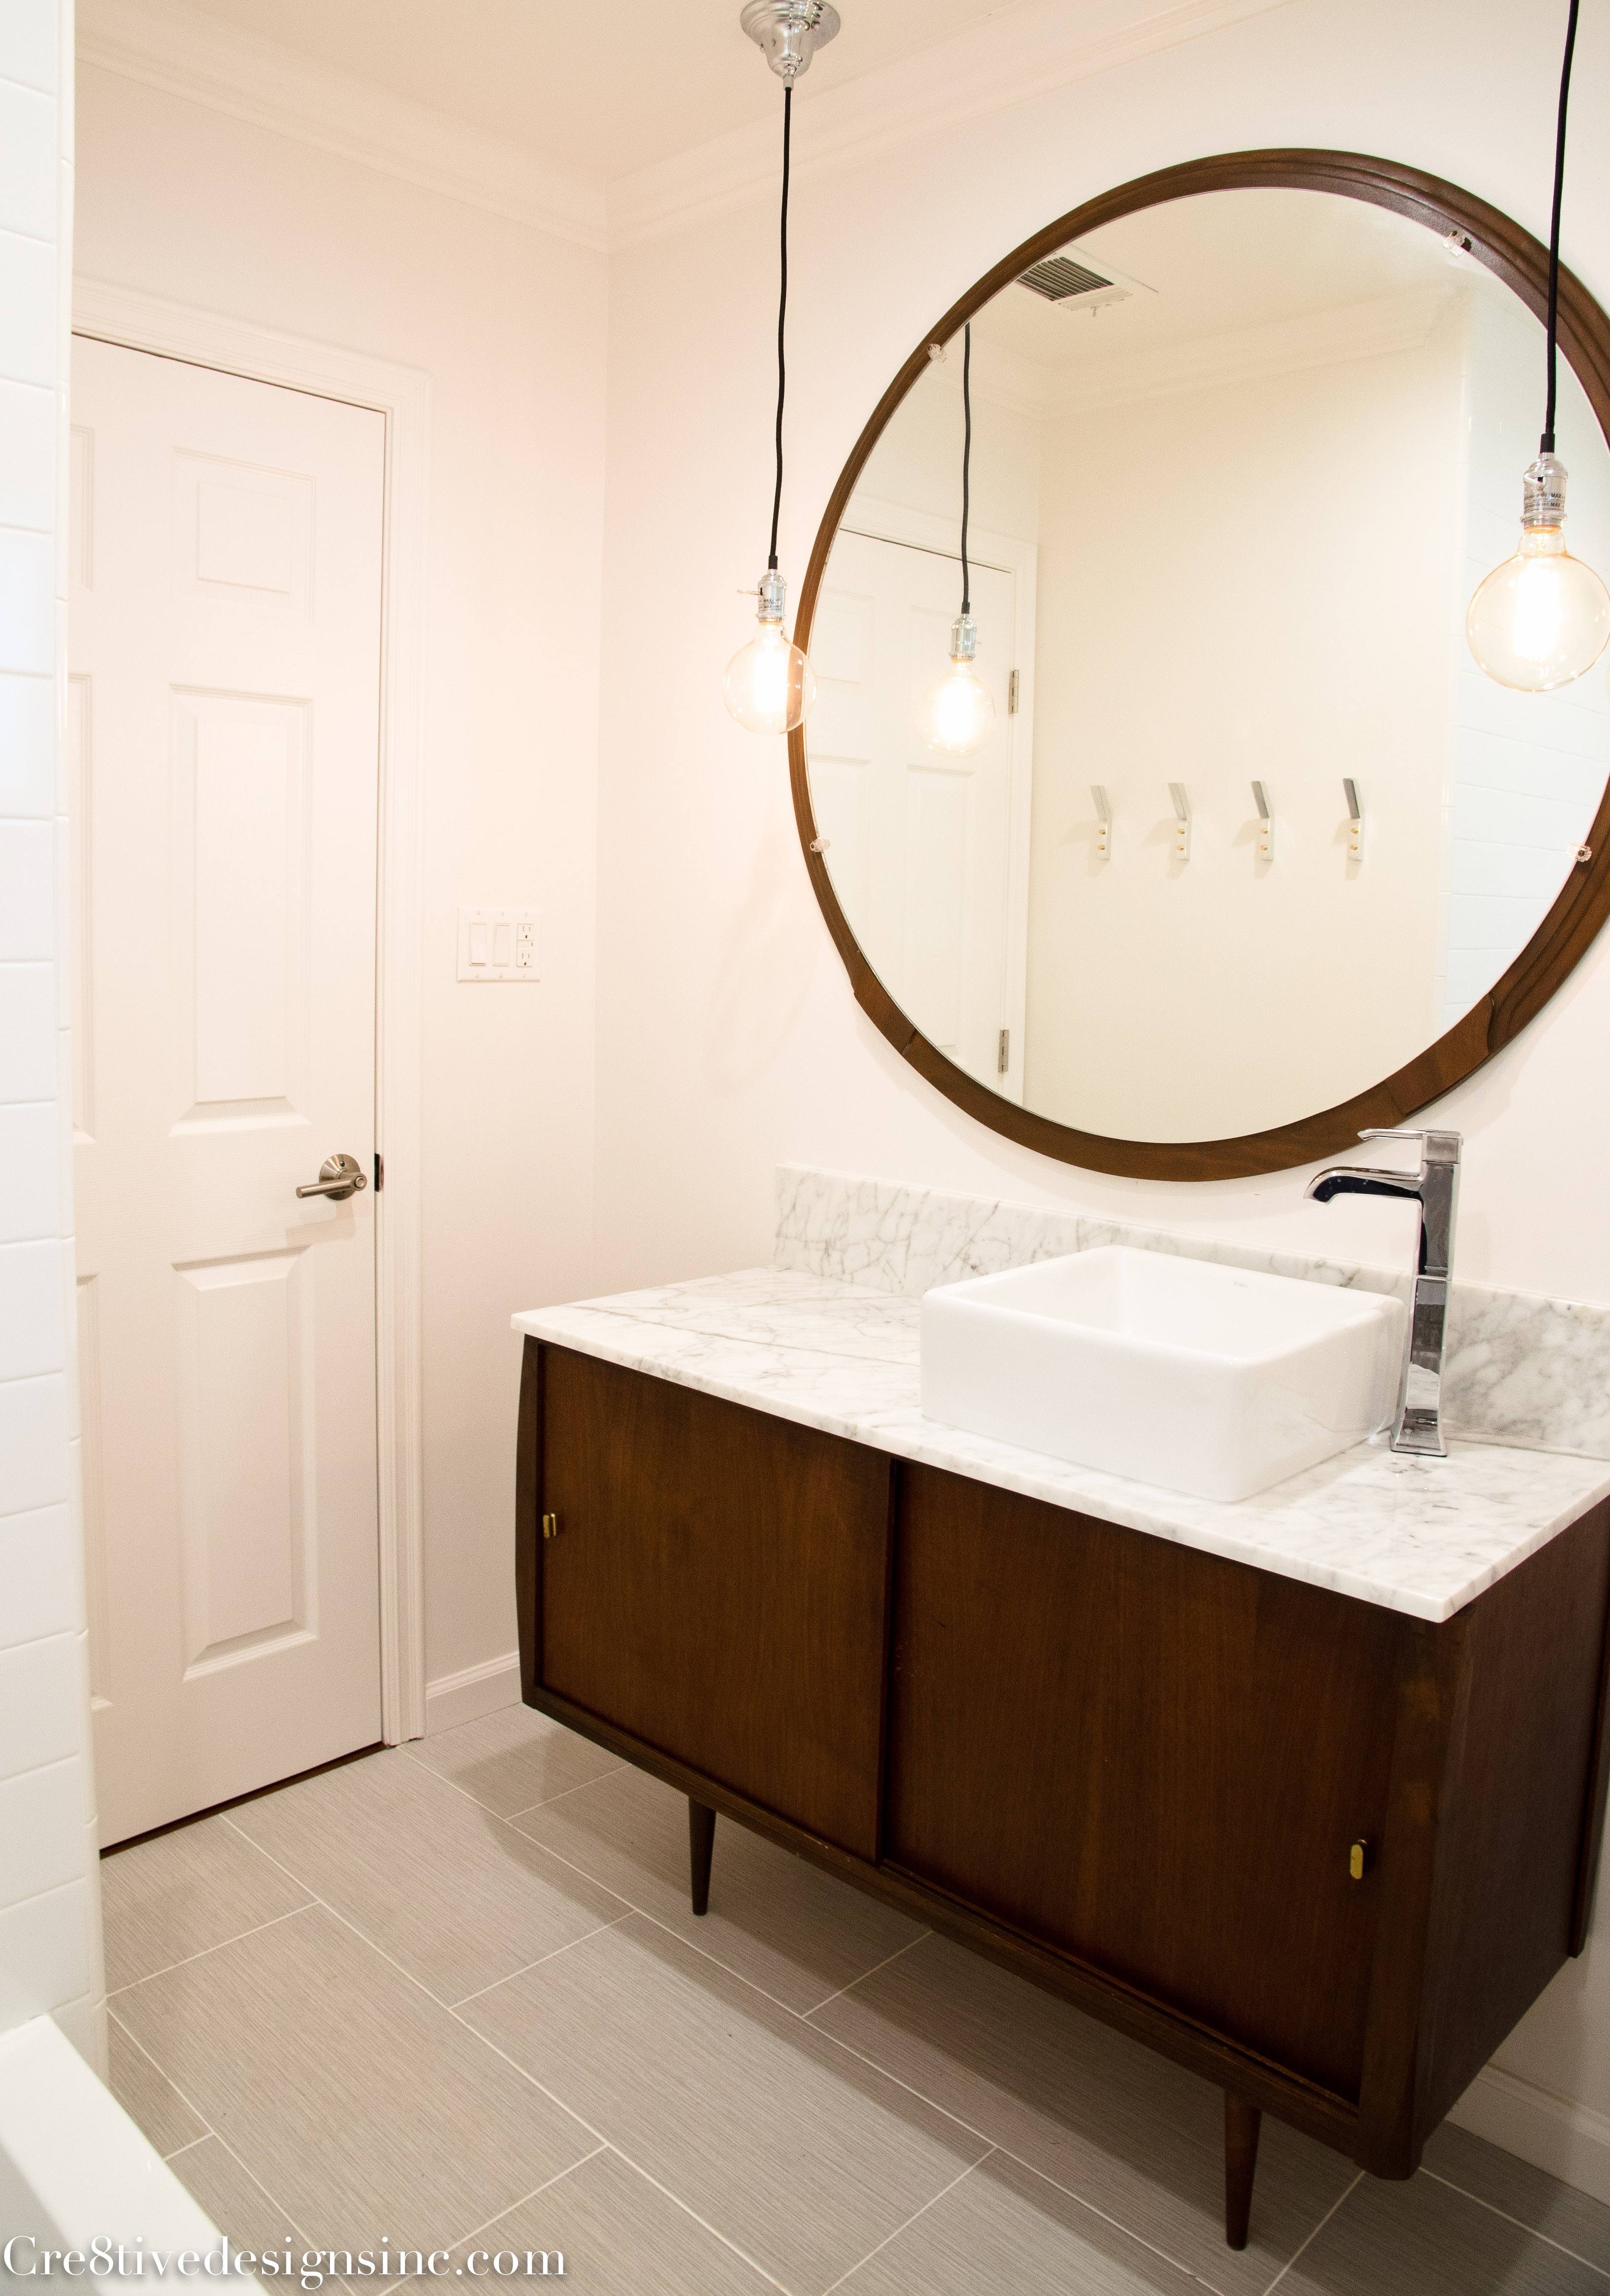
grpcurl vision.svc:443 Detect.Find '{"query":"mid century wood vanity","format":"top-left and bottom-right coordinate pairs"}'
top-left (515, 1330), bottom-right (1610, 2249)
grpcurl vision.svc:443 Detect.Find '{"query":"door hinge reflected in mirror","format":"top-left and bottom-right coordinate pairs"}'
top-left (998, 1029), bottom-right (1010, 1075)
top-left (542, 1512), bottom-right (560, 1540)
top-left (1349, 1838), bottom-right (1375, 1881)
top-left (1008, 668), bottom-right (1020, 714)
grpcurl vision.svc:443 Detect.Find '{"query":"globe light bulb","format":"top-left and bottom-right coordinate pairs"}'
top-left (922, 613), bottom-right (995, 758)
top-left (723, 567), bottom-right (816, 735)
top-left (1467, 452), bottom-right (1610, 692)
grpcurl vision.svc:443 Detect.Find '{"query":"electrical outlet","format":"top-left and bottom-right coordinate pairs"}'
top-left (457, 906), bottom-right (541, 982)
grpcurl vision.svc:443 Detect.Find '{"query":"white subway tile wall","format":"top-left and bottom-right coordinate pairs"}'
top-left (0, 0), bottom-right (103, 2070)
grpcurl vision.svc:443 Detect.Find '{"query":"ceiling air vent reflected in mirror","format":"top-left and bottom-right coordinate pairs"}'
top-left (1016, 253), bottom-right (1133, 317)
top-left (1017, 255), bottom-right (1114, 300)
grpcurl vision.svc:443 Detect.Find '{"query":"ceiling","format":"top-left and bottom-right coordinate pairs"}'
top-left (172, 0), bottom-right (1043, 180)
top-left (977, 187), bottom-right (1471, 378)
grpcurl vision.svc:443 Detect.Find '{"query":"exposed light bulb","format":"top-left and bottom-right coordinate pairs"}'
top-left (922, 614), bottom-right (995, 758)
top-left (1467, 452), bottom-right (1610, 692)
top-left (724, 568), bottom-right (816, 736)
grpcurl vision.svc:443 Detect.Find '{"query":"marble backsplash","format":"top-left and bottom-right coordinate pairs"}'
top-left (774, 1165), bottom-right (1610, 1460)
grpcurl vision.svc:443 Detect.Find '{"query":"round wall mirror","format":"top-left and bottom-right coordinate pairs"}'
top-left (789, 153), bottom-right (1610, 1179)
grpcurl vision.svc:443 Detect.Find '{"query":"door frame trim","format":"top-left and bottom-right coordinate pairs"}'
top-left (73, 277), bottom-right (431, 1744)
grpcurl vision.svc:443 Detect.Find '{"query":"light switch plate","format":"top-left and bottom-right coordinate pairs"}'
top-left (457, 906), bottom-right (541, 982)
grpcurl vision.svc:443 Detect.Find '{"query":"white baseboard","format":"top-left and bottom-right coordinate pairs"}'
top-left (423, 1652), bottom-right (521, 1736)
top-left (1447, 2065), bottom-right (1610, 2206)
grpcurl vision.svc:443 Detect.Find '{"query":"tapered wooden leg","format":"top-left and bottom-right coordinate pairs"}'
top-left (1224, 2092), bottom-right (1262, 2250)
top-left (689, 1799), bottom-right (716, 1916)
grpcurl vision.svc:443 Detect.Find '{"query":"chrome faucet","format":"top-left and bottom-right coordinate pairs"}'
top-left (1305, 1129), bottom-right (1462, 1458)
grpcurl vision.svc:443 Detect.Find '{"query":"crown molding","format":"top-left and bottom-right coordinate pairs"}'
top-left (1038, 281), bottom-right (1450, 416)
top-left (78, 0), bottom-right (1296, 260)
top-left (606, 0), bottom-right (1299, 251)
top-left (75, 0), bottom-right (610, 252)
top-left (933, 282), bottom-right (1452, 421)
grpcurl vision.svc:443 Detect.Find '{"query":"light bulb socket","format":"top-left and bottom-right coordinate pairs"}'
top-left (755, 567), bottom-right (788, 624)
top-left (1523, 451), bottom-right (1570, 528)
top-left (950, 612), bottom-right (979, 664)
top-left (739, 0), bottom-right (841, 82)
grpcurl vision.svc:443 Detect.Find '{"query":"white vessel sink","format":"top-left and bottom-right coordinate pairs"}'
top-left (920, 1246), bottom-right (1405, 1503)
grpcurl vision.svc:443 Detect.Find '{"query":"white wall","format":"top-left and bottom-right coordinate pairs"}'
top-left (1443, 273), bottom-right (1610, 1029)
top-left (72, 63), bottom-right (609, 1704)
top-left (1025, 304), bottom-right (1465, 1139)
top-left (852, 362), bottom-right (1042, 541)
top-left (0, 0), bottom-right (106, 2072)
top-left (592, 0), bottom-right (1610, 2193)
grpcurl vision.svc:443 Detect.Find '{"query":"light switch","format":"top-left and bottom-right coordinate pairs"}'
top-left (457, 906), bottom-right (541, 982)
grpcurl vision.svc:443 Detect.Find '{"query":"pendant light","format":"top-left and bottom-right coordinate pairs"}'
top-left (921, 324), bottom-right (995, 757)
top-left (1467, 0), bottom-right (1610, 692)
top-left (724, 4), bottom-right (841, 737)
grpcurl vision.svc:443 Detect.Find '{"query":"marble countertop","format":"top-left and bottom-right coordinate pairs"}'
top-left (512, 1269), bottom-right (1610, 1624)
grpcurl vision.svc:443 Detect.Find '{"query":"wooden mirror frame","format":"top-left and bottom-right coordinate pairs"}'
top-left (788, 150), bottom-right (1610, 1181)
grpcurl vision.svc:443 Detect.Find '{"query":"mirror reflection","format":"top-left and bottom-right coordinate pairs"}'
top-left (806, 187), bottom-right (1610, 1143)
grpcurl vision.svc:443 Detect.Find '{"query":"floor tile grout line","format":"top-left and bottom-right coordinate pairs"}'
top-left (218, 1817), bottom-right (622, 2154)
top-left (221, 1796), bottom-right (1274, 2293)
top-left (381, 1745), bottom-right (934, 2054)
top-left (107, 1900), bottom-right (315, 1996)
top-left (623, 1899), bottom-right (867, 2026)
top-left (1260, 2170), bottom-right (1364, 2296)
top-left (198, 2124), bottom-right (315, 2252)
top-left (443, 2144), bottom-right (610, 2252)
top-left (217, 1809), bottom-right (1008, 2292)
top-left (443, 1987), bottom-right (800, 2291)
top-left (593, 2143), bottom-right (797, 2294)
top-left (108, 2007), bottom-right (312, 2249)
top-left (138, 1769), bottom-right (1316, 2296)
top-left (161, 2134), bottom-right (211, 2164)
top-left (235, 1753), bottom-right (643, 1935)
top-left (107, 2007), bottom-right (220, 2151)
top-left (448, 1915), bottom-right (636, 2009)
top-left (404, 1751), bottom-right (1239, 2280)
top-left (786, 2016), bottom-right (1031, 2164)
top-left (1419, 2167), bottom-right (1610, 2280)
top-left (240, 1827), bottom-right (794, 2296)
top-left (819, 2152), bottom-right (993, 2294)
top-left (483, 1824), bottom-right (1228, 2274)
top-left (769, 1983), bottom-right (1222, 2293)
top-left (214, 1804), bottom-right (641, 2003)
top-left (803, 1929), bottom-right (934, 2018)
top-left (979, 2138), bottom-right (1218, 2281)
top-left (394, 1741), bottom-right (622, 1827)
top-left (498, 1762), bottom-right (632, 1823)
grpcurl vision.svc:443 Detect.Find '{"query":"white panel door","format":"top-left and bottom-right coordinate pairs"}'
top-left (70, 337), bottom-right (385, 1844)
top-left (809, 530), bottom-right (1021, 1093)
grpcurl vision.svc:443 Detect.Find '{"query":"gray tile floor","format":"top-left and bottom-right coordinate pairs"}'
top-left (103, 1706), bottom-right (1610, 2294)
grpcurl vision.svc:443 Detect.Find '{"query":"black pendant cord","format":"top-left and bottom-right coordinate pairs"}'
top-left (960, 323), bottom-right (973, 617)
top-left (768, 83), bottom-right (792, 573)
top-left (1542, 0), bottom-right (1580, 454)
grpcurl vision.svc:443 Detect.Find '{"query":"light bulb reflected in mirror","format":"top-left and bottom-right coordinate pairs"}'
top-left (1467, 452), bottom-right (1610, 692)
top-left (922, 613), bottom-right (995, 758)
top-left (724, 570), bottom-right (816, 736)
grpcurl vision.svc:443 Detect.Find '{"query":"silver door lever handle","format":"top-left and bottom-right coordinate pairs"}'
top-left (296, 1153), bottom-right (368, 1202)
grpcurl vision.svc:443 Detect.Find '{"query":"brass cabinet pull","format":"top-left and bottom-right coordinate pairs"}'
top-left (542, 1512), bottom-right (559, 1540)
top-left (1349, 1839), bottom-right (1374, 1881)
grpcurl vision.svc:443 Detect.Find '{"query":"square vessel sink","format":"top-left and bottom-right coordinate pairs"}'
top-left (920, 1246), bottom-right (1405, 1503)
